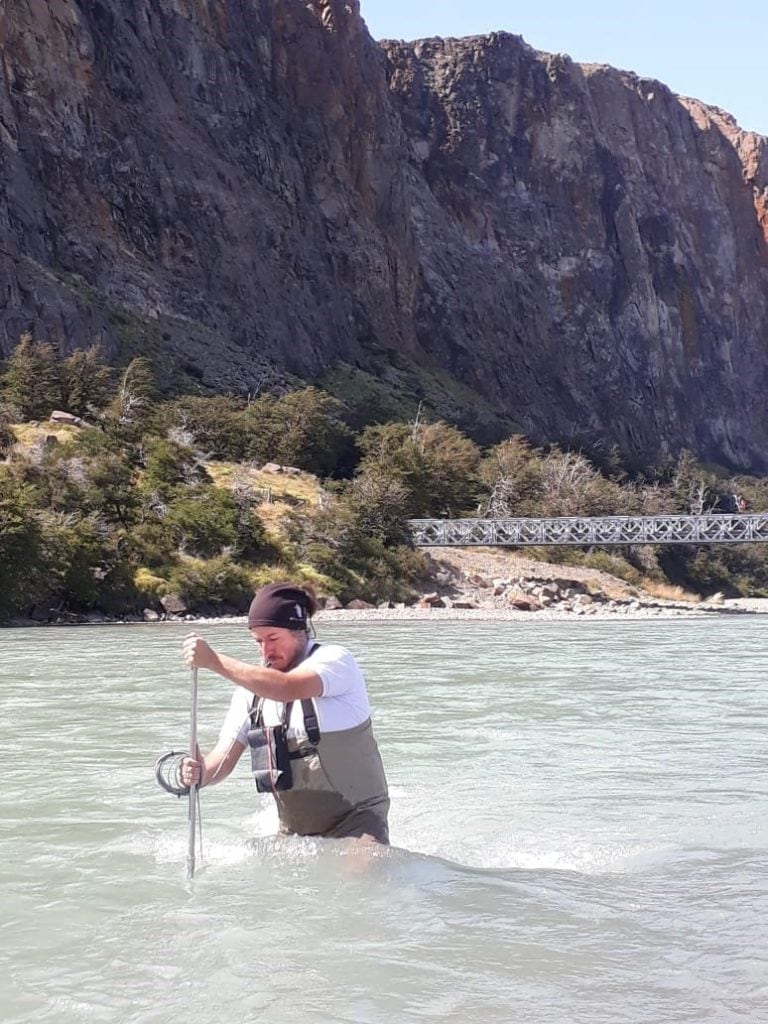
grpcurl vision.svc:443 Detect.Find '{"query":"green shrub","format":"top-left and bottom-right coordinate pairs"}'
top-left (34, 511), bottom-right (140, 613)
top-left (579, 550), bottom-right (642, 585)
top-left (0, 475), bottom-right (48, 619)
top-left (232, 505), bottom-right (276, 562)
top-left (479, 436), bottom-right (545, 516)
top-left (660, 544), bottom-right (768, 598)
top-left (61, 346), bottom-right (113, 417)
top-left (103, 357), bottom-right (156, 438)
top-left (125, 521), bottom-right (177, 569)
top-left (154, 396), bottom-right (251, 460)
top-left (0, 333), bottom-right (63, 419)
top-left (0, 419), bottom-right (16, 456)
top-left (167, 555), bottom-right (255, 610)
top-left (141, 437), bottom-right (209, 496)
top-left (269, 388), bottom-right (356, 477)
top-left (164, 487), bottom-right (239, 557)
top-left (283, 494), bottom-right (428, 604)
top-left (357, 420), bottom-right (482, 517)
top-left (134, 567), bottom-right (168, 601)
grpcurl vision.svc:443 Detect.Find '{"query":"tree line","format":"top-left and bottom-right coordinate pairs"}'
top-left (1, 335), bottom-right (768, 622)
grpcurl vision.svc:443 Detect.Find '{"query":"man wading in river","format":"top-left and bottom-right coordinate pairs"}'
top-left (180, 582), bottom-right (390, 844)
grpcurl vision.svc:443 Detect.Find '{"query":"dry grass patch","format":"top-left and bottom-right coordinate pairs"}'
top-left (205, 461), bottom-right (320, 545)
top-left (11, 422), bottom-right (81, 446)
top-left (641, 580), bottom-right (701, 604)
top-left (256, 500), bottom-right (294, 538)
top-left (205, 461), bottom-right (322, 505)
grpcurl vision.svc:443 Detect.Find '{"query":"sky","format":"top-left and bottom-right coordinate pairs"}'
top-left (360, 1), bottom-right (766, 136)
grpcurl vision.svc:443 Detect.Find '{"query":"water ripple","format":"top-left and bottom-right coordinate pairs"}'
top-left (2, 618), bottom-right (767, 1022)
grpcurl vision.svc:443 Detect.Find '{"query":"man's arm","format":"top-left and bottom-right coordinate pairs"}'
top-left (182, 634), bottom-right (323, 701)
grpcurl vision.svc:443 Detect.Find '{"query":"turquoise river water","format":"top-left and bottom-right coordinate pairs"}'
top-left (1, 617), bottom-right (767, 1023)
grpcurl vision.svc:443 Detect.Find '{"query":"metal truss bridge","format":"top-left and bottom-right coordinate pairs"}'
top-left (409, 514), bottom-right (768, 548)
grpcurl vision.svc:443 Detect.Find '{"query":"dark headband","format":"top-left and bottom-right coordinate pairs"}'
top-left (247, 582), bottom-right (310, 631)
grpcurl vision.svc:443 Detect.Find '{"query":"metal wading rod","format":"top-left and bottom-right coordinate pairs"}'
top-left (187, 667), bottom-right (199, 879)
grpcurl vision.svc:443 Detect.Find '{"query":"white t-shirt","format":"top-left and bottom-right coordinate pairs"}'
top-left (218, 641), bottom-right (372, 747)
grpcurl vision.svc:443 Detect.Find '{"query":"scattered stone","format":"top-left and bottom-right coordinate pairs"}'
top-left (553, 578), bottom-right (587, 593)
top-left (323, 595), bottom-right (343, 610)
top-left (345, 598), bottom-right (376, 610)
top-left (160, 593), bottom-right (188, 615)
top-left (706, 592), bottom-right (725, 604)
top-left (49, 410), bottom-right (85, 427)
top-left (260, 462), bottom-right (302, 475)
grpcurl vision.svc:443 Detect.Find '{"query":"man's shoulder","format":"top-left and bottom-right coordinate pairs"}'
top-left (311, 641), bottom-right (352, 659)
top-left (308, 642), bottom-right (361, 672)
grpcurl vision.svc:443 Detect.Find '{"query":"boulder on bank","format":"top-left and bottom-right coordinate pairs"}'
top-left (50, 410), bottom-right (85, 427)
top-left (160, 593), bottom-right (188, 616)
top-left (508, 597), bottom-right (540, 612)
top-left (260, 462), bottom-right (302, 475)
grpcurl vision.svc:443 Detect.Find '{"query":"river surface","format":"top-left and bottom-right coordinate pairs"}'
top-left (2, 617), bottom-right (767, 1023)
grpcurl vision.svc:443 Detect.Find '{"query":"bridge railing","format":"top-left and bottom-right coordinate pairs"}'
top-left (408, 514), bottom-right (768, 547)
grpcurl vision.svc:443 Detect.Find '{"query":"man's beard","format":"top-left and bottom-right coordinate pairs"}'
top-left (284, 637), bottom-right (307, 671)
top-left (265, 636), bottom-right (306, 671)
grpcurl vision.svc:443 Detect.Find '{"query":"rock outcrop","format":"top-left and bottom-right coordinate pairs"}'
top-left (1, 1), bottom-right (767, 467)
top-left (383, 37), bottom-right (768, 469)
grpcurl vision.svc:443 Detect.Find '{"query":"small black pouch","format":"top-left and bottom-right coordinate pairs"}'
top-left (247, 723), bottom-right (293, 792)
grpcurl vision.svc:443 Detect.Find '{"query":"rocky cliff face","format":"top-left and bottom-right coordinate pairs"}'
top-left (1, 1), bottom-right (767, 468)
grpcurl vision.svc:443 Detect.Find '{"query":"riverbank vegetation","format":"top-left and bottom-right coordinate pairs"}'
top-left (2, 336), bottom-right (768, 623)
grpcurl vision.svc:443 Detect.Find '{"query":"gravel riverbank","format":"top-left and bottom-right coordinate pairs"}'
top-left (5, 548), bottom-right (766, 628)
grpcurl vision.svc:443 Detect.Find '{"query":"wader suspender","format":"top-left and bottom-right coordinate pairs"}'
top-left (249, 642), bottom-right (321, 745)
top-left (247, 644), bottom-right (322, 792)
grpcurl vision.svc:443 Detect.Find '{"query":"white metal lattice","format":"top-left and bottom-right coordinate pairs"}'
top-left (408, 515), bottom-right (768, 547)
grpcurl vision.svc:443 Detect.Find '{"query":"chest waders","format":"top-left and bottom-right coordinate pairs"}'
top-left (246, 645), bottom-right (390, 843)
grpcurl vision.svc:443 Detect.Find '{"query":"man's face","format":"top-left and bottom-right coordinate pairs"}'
top-left (250, 626), bottom-right (305, 671)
